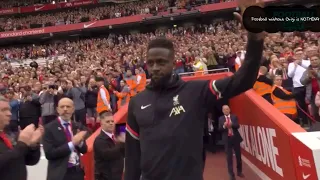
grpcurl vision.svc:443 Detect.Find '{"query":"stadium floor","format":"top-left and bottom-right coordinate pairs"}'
top-left (204, 152), bottom-right (260, 180)
top-left (28, 148), bottom-right (259, 180)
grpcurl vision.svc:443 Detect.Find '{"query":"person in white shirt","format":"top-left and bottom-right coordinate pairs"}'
top-left (200, 57), bottom-right (208, 74)
top-left (287, 47), bottom-right (310, 125)
top-left (235, 50), bottom-right (246, 71)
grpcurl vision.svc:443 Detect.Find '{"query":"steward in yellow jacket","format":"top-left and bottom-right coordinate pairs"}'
top-left (271, 75), bottom-right (298, 122)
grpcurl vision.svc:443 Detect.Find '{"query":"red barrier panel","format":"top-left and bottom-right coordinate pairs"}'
top-left (290, 133), bottom-right (320, 180)
top-left (230, 87), bottom-right (302, 180)
top-left (82, 72), bottom-right (314, 180)
top-left (182, 73), bottom-right (307, 180)
top-left (0, 7), bottom-right (18, 15)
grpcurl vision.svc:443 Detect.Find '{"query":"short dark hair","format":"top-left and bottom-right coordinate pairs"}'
top-left (99, 110), bottom-right (113, 119)
top-left (95, 77), bottom-right (104, 82)
top-left (147, 38), bottom-right (174, 54)
top-left (310, 54), bottom-right (319, 59)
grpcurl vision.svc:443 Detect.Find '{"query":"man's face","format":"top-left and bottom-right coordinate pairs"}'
top-left (67, 81), bottom-right (73, 89)
top-left (3, 77), bottom-right (8, 83)
top-left (146, 47), bottom-right (174, 83)
top-left (310, 56), bottom-right (319, 67)
top-left (96, 81), bottom-right (103, 87)
top-left (89, 79), bottom-right (96, 86)
top-left (126, 70), bottom-right (132, 77)
top-left (222, 105), bottom-right (230, 115)
top-left (274, 76), bottom-right (283, 86)
top-left (101, 115), bottom-right (115, 133)
top-left (57, 99), bottom-right (74, 120)
top-left (294, 50), bottom-right (304, 61)
top-left (284, 47), bottom-right (290, 52)
top-left (120, 80), bottom-right (125, 87)
top-left (80, 76), bottom-right (86, 84)
top-left (0, 101), bottom-right (11, 130)
top-left (61, 82), bottom-right (67, 89)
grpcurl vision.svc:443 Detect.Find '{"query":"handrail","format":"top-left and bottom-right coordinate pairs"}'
top-left (178, 68), bottom-right (230, 76)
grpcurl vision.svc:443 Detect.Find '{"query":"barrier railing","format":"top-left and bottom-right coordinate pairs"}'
top-left (178, 68), bottom-right (230, 77)
top-left (82, 72), bottom-right (320, 180)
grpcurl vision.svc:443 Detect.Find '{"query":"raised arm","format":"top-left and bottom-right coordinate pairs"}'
top-left (212, 35), bottom-right (264, 99)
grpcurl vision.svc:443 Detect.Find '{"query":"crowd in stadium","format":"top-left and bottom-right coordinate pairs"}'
top-left (0, 0), bottom-right (317, 133)
top-left (0, 20), bottom-right (241, 132)
top-left (0, 0), bottom-right (65, 8)
top-left (0, 0), bottom-right (170, 31)
top-left (0, 0), bottom-right (222, 9)
top-left (1, 22), bottom-right (319, 132)
top-left (0, 0), bottom-right (235, 32)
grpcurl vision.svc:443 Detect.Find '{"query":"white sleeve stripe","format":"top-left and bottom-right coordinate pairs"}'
top-left (212, 80), bottom-right (222, 98)
top-left (126, 127), bottom-right (140, 140)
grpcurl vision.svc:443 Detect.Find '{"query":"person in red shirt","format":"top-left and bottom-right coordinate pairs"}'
top-left (280, 45), bottom-right (294, 59)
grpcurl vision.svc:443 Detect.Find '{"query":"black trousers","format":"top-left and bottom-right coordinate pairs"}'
top-left (75, 108), bottom-right (87, 126)
top-left (202, 146), bottom-right (206, 172)
top-left (63, 166), bottom-right (84, 180)
top-left (293, 86), bottom-right (308, 124)
top-left (225, 137), bottom-right (242, 177)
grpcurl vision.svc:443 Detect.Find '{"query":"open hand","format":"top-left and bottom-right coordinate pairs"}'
top-left (116, 132), bottom-right (126, 143)
top-left (234, 0), bottom-right (266, 41)
top-left (18, 124), bottom-right (35, 146)
top-left (72, 131), bottom-right (87, 146)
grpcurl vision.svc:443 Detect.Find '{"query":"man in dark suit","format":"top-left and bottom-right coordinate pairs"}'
top-left (94, 111), bottom-right (125, 180)
top-left (218, 105), bottom-right (244, 180)
top-left (43, 97), bottom-right (88, 180)
top-left (0, 95), bottom-right (43, 180)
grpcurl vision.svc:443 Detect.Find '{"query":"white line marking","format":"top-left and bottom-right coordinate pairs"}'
top-left (242, 155), bottom-right (272, 180)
